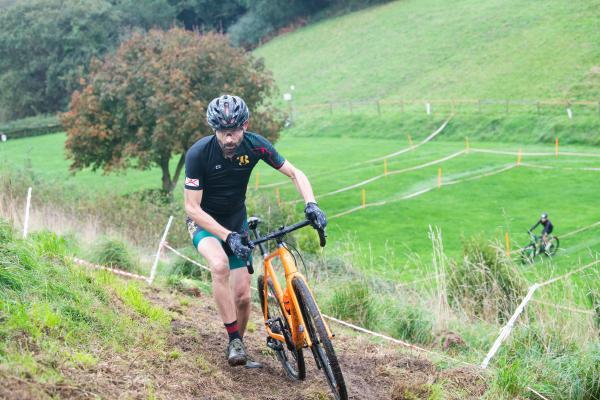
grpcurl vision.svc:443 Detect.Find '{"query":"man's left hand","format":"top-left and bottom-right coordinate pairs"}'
top-left (304, 202), bottom-right (327, 230)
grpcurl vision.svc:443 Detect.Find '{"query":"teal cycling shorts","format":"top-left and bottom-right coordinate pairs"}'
top-left (185, 217), bottom-right (250, 270)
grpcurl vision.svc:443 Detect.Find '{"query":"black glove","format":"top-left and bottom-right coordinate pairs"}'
top-left (304, 202), bottom-right (327, 230)
top-left (226, 232), bottom-right (254, 258)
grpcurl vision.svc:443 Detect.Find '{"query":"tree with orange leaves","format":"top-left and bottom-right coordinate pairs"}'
top-left (62, 28), bottom-right (283, 198)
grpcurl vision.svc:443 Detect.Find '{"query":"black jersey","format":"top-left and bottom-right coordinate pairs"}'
top-left (531, 219), bottom-right (553, 234)
top-left (184, 132), bottom-right (285, 216)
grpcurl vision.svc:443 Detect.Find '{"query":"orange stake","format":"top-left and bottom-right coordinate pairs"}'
top-left (438, 168), bottom-right (442, 189)
top-left (555, 137), bottom-right (559, 159)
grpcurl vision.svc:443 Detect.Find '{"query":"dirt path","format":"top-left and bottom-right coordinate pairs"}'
top-left (0, 285), bottom-right (487, 399)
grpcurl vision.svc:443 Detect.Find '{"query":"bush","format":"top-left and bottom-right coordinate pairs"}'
top-left (326, 280), bottom-right (377, 329)
top-left (91, 237), bottom-right (138, 272)
top-left (390, 306), bottom-right (434, 345)
top-left (446, 237), bottom-right (527, 323)
top-left (0, 114), bottom-right (61, 139)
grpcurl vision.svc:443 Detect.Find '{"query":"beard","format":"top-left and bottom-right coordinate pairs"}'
top-left (218, 140), bottom-right (240, 159)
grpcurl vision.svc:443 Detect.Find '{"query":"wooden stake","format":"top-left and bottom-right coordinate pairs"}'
top-left (505, 231), bottom-right (511, 257)
top-left (517, 147), bottom-right (522, 166)
top-left (555, 137), bottom-right (559, 159)
top-left (465, 137), bottom-right (470, 153)
top-left (437, 168), bottom-right (442, 189)
top-left (384, 159), bottom-right (388, 176)
top-left (255, 172), bottom-right (259, 190)
top-left (361, 189), bottom-right (366, 208)
top-left (407, 134), bottom-right (414, 148)
top-left (276, 187), bottom-right (281, 206)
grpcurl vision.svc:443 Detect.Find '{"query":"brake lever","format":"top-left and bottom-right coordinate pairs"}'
top-left (318, 227), bottom-right (327, 247)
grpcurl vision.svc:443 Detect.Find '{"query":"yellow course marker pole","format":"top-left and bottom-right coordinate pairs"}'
top-left (276, 187), bottom-right (281, 206)
top-left (555, 137), bottom-right (559, 159)
top-left (384, 159), bottom-right (388, 176)
top-left (361, 189), bottom-right (366, 208)
top-left (517, 147), bottom-right (522, 166)
top-left (438, 168), bottom-right (442, 189)
top-left (255, 172), bottom-right (259, 190)
top-left (505, 231), bottom-right (511, 256)
top-left (407, 134), bottom-right (414, 149)
top-left (465, 137), bottom-right (470, 153)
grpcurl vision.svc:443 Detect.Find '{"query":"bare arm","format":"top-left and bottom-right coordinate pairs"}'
top-left (277, 160), bottom-right (316, 204)
top-left (184, 189), bottom-right (231, 240)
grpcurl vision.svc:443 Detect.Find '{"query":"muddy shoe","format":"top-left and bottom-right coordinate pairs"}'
top-left (244, 357), bottom-right (263, 369)
top-left (227, 338), bottom-right (247, 366)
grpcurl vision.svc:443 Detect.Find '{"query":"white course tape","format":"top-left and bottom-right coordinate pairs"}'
top-left (71, 257), bottom-right (148, 281)
top-left (481, 260), bottom-right (600, 368)
top-left (288, 150), bottom-right (466, 204)
top-left (330, 163), bottom-right (516, 219)
top-left (520, 162), bottom-right (600, 172)
top-left (260, 118), bottom-right (452, 189)
top-left (472, 148), bottom-right (600, 158)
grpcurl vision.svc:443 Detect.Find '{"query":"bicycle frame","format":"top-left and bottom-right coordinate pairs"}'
top-left (257, 239), bottom-right (334, 350)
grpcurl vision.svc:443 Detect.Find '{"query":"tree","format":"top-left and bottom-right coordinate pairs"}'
top-left (62, 28), bottom-right (284, 197)
top-left (0, 0), bottom-right (123, 119)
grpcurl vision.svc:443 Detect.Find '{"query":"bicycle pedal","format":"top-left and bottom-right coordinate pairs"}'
top-left (267, 337), bottom-right (283, 351)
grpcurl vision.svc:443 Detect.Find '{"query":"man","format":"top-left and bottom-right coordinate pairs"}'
top-left (184, 95), bottom-right (327, 368)
top-left (529, 212), bottom-right (553, 251)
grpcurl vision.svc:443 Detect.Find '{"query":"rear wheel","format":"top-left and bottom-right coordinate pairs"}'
top-left (544, 236), bottom-right (559, 256)
top-left (293, 277), bottom-right (348, 400)
top-left (257, 275), bottom-right (305, 380)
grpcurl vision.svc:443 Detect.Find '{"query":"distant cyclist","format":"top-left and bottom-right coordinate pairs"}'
top-left (184, 95), bottom-right (327, 369)
top-left (529, 212), bottom-right (553, 251)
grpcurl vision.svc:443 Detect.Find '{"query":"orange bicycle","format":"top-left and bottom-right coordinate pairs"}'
top-left (245, 217), bottom-right (348, 400)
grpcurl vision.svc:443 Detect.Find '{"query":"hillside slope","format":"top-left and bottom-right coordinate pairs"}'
top-left (0, 222), bottom-right (487, 399)
top-left (255, 0), bottom-right (600, 103)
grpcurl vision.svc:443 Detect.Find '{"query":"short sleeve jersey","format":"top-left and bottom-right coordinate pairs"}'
top-left (184, 132), bottom-right (285, 216)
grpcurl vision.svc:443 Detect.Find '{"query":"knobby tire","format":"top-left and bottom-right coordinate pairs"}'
top-left (292, 277), bottom-right (348, 400)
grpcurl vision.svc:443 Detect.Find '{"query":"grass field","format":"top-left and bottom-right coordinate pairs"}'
top-left (255, 0), bottom-right (600, 104)
top-left (2, 131), bottom-right (599, 295)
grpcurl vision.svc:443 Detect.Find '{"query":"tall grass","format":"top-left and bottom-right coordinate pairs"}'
top-left (91, 237), bottom-right (139, 272)
top-left (445, 237), bottom-right (527, 323)
top-left (0, 218), bottom-right (171, 385)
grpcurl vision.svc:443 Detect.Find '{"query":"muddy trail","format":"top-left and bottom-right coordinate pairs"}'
top-left (1, 285), bottom-right (487, 400)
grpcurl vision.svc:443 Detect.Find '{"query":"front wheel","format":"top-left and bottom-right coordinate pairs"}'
top-left (257, 275), bottom-right (305, 380)
top-left (293, 277), bottom-right (348, 400)
top-left (520, 244), bottom-right (537, 264)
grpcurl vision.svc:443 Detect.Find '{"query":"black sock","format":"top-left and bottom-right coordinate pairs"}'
top-left (224, 320), bottom-right (241, 342)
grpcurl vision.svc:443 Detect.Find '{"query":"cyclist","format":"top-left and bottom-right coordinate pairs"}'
top-left (184, 95), bottom-right (327, 368)
top-left (529, 212), bottom-right (553, 252)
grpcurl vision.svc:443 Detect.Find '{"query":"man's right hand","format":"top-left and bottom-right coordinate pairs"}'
top-left (226, 232), bottom-right (254, 258)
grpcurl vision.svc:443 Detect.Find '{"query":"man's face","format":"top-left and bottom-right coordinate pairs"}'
top-left (215, 126), bottom-right (244, 158)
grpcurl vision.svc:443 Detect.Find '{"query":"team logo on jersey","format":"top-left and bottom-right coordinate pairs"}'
top-left (215, 164), bottom-right (222, 170)
top-left (185, 177), bottom-right (199, 187)
top-left (237, 155), bottom-right (250, 166)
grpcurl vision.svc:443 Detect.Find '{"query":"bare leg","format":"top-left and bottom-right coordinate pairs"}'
top-left (197, 238), bottom-right (236, 324)
top-left (230, 267), bottom-right (251, 337)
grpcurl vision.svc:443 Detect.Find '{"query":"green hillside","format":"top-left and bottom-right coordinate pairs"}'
top-left (256, 0), bottom-right (600, 104)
